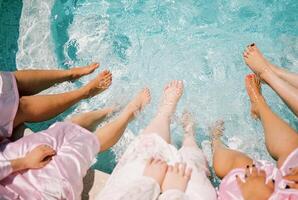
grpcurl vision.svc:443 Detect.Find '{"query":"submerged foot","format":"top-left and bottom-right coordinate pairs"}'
top-left (83, 70), bottom-right (112, 98)
top-left (209, 120), bottom-right (225, 151)
top-left (69, 63), bottom-right (99, 80)
top-left (245, 74), bottom-right (263, 119)
top-left (158, 80), bottom-right (184, 118)
top-left (181, 111), bottom-right (195, 136)
top-left (161, 163), bottom-right (192, 193)
top-left (123, 88), bottom-right (151, 120)
top-left (209, 120), bottom-right (225, 141)
top-left (243, 44), bottom-right (273, 78)
top-left (100, 107), bottom-right (116, 116)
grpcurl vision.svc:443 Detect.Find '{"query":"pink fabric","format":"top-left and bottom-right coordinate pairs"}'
top-left (0, 122), bottom-right (100, 200)
top-left (0, 160), bottom-right (12, 180)
top-left (0, 72), bottom-right (19, 139)
top-left (218, 148), bottom-right (298, 200)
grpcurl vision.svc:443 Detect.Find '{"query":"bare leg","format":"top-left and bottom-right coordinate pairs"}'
top-left (13, 70), bottom-right (112, 127)
top-left (13, 63), bottom-right (99, 96)
top-left (181, 111), bottom-right (198, 148)
top-left (142, 80), bottom-right (184, 143)
top-left (69, 107), bottom-right (115, 132)
top-left (95, 89), bottom-right (151, 152)
top-left (211, 121), bottom-right (253, 179)
top-left (243, 44), bottom-right (298, 116)
top-left (244, 44), bottom-right (298, 88)
top-left (245, 74), bottom-right (298, 167)
top-left (179, 112), bottom-right (217, 200)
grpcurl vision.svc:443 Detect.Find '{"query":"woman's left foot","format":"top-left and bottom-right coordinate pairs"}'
top-left (83, 70), bottom-right (112, 98)
top-left (69, 63), bottom-right (100, 80)
top-left (243, 44), bottom-right (273, 79)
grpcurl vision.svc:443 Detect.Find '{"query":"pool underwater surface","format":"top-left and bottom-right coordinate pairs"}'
top-left (1, 0), bottom-right (298, 184)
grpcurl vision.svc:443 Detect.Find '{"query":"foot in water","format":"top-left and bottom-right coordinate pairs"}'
top-left (181, 111), bottom-right (198, 146)
top-left (83, 70), bottom-right (112, 98)
top-left (69, 63), bottom-right (99, 80)
top-left (209, 120), bottom-right (225, 151)
top-left (123, 88), bottom-right (151, 121)
top-left (158, 80), bottom-right (184, 118)
top-left (181, 111), bottom-right (195, 136)
top-left (245, 74), bottom-right (264, 119)
top-left (243, 44), bottom-right (275, 79)
top-left (162, 163), bottom-right (192, 193)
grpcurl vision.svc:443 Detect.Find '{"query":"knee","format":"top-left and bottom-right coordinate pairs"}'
top-left (18, 97), bottom-right (38, 118)
top-left (213, 162), bottom-right (227, 179)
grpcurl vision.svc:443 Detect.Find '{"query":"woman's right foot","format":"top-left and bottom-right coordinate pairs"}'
top-left (161, 163), bottom-right (192, 193)
top-left (123, 88), bottom-right (151, 120)
top-left (245, 74), bottom-right (263, 119)
top-left (158, 80), bottom-right (184, 117)
top-left (83, 70), bottom-right (112, 98)
top-left (181, 111), bottom-right (195, 136)
top-left (243, 44), bottom-right (274, 78)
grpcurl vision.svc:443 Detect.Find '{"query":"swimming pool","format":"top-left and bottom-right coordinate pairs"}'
top-left (2, 0), bottom-right (298, 181)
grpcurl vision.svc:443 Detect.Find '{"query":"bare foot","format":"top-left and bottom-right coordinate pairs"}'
top-left (209, 120), bottom-right (224, 139)
top-left (158, 80), bottom-right (184, 117)
top-left (245, 74), bottom-right (263, 119)
top-left (83, 70), bottom-right (112, 98)
top-left (181, 111), bottom-right (198, 147)
top-left (123, 88), bottom-right (151, 120)
top-left (243, 44), bottom-right (273, 78)
top-left (181, 111), bottom-right (195, 135)
top-left (69, 63), bottom-right (99, 80)
top-left (161, 163), bottom-right (192, 193)
top-left (209, 120), bottom-right (225, 151)
top-left (100, 107), bottom-right (116, 117)
top-left (143, 158), bottom-right (168, 186)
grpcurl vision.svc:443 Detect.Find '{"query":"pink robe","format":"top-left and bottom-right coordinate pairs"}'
top-left (218, 148), bottom-right (298, 200)
top-left (0, 72), bottom-right (19, 140)
top-left (0, 122), bottom-right (100, 200)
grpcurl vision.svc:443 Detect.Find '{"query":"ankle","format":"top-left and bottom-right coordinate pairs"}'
top-left (65, 69), bottom-right (76, 81)
top-left (120, 110), bottom-right (135, 122)
top-left (79, 87), bottom-right (90, 99)
top-left (259, 68), bottom-right (275, 82)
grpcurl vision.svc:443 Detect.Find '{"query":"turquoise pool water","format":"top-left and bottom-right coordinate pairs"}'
top-left (1, 0), bottom-right (298, 181)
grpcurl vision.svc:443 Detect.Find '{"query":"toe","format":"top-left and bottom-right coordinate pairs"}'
top-left (168, 165), bottom-right (174, 172)
top-left (170, 81), bottom-right (175, 87)
top-left (243, 51), bottom-right (250, 58)
top-left (184, 168), bottom-right (192, 180)
top-left (147, 157), bottom-right (154, 166)
top-left (91, 63), bottom-right (100, 68)
top-left (174, 163), bottom-right (179, 173)
top-left (179, 163), bottom-right (186, 176)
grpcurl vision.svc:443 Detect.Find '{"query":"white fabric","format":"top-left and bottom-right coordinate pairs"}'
top-left (97, 133), bottom-right (217, 200)
top-left (0, 74), bottom-right (3, 94)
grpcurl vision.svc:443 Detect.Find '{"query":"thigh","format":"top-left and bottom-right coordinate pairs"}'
top-left (179, 147), bottom-right (217, 200)
top-left (213, 147), bottom-right (253, 179)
